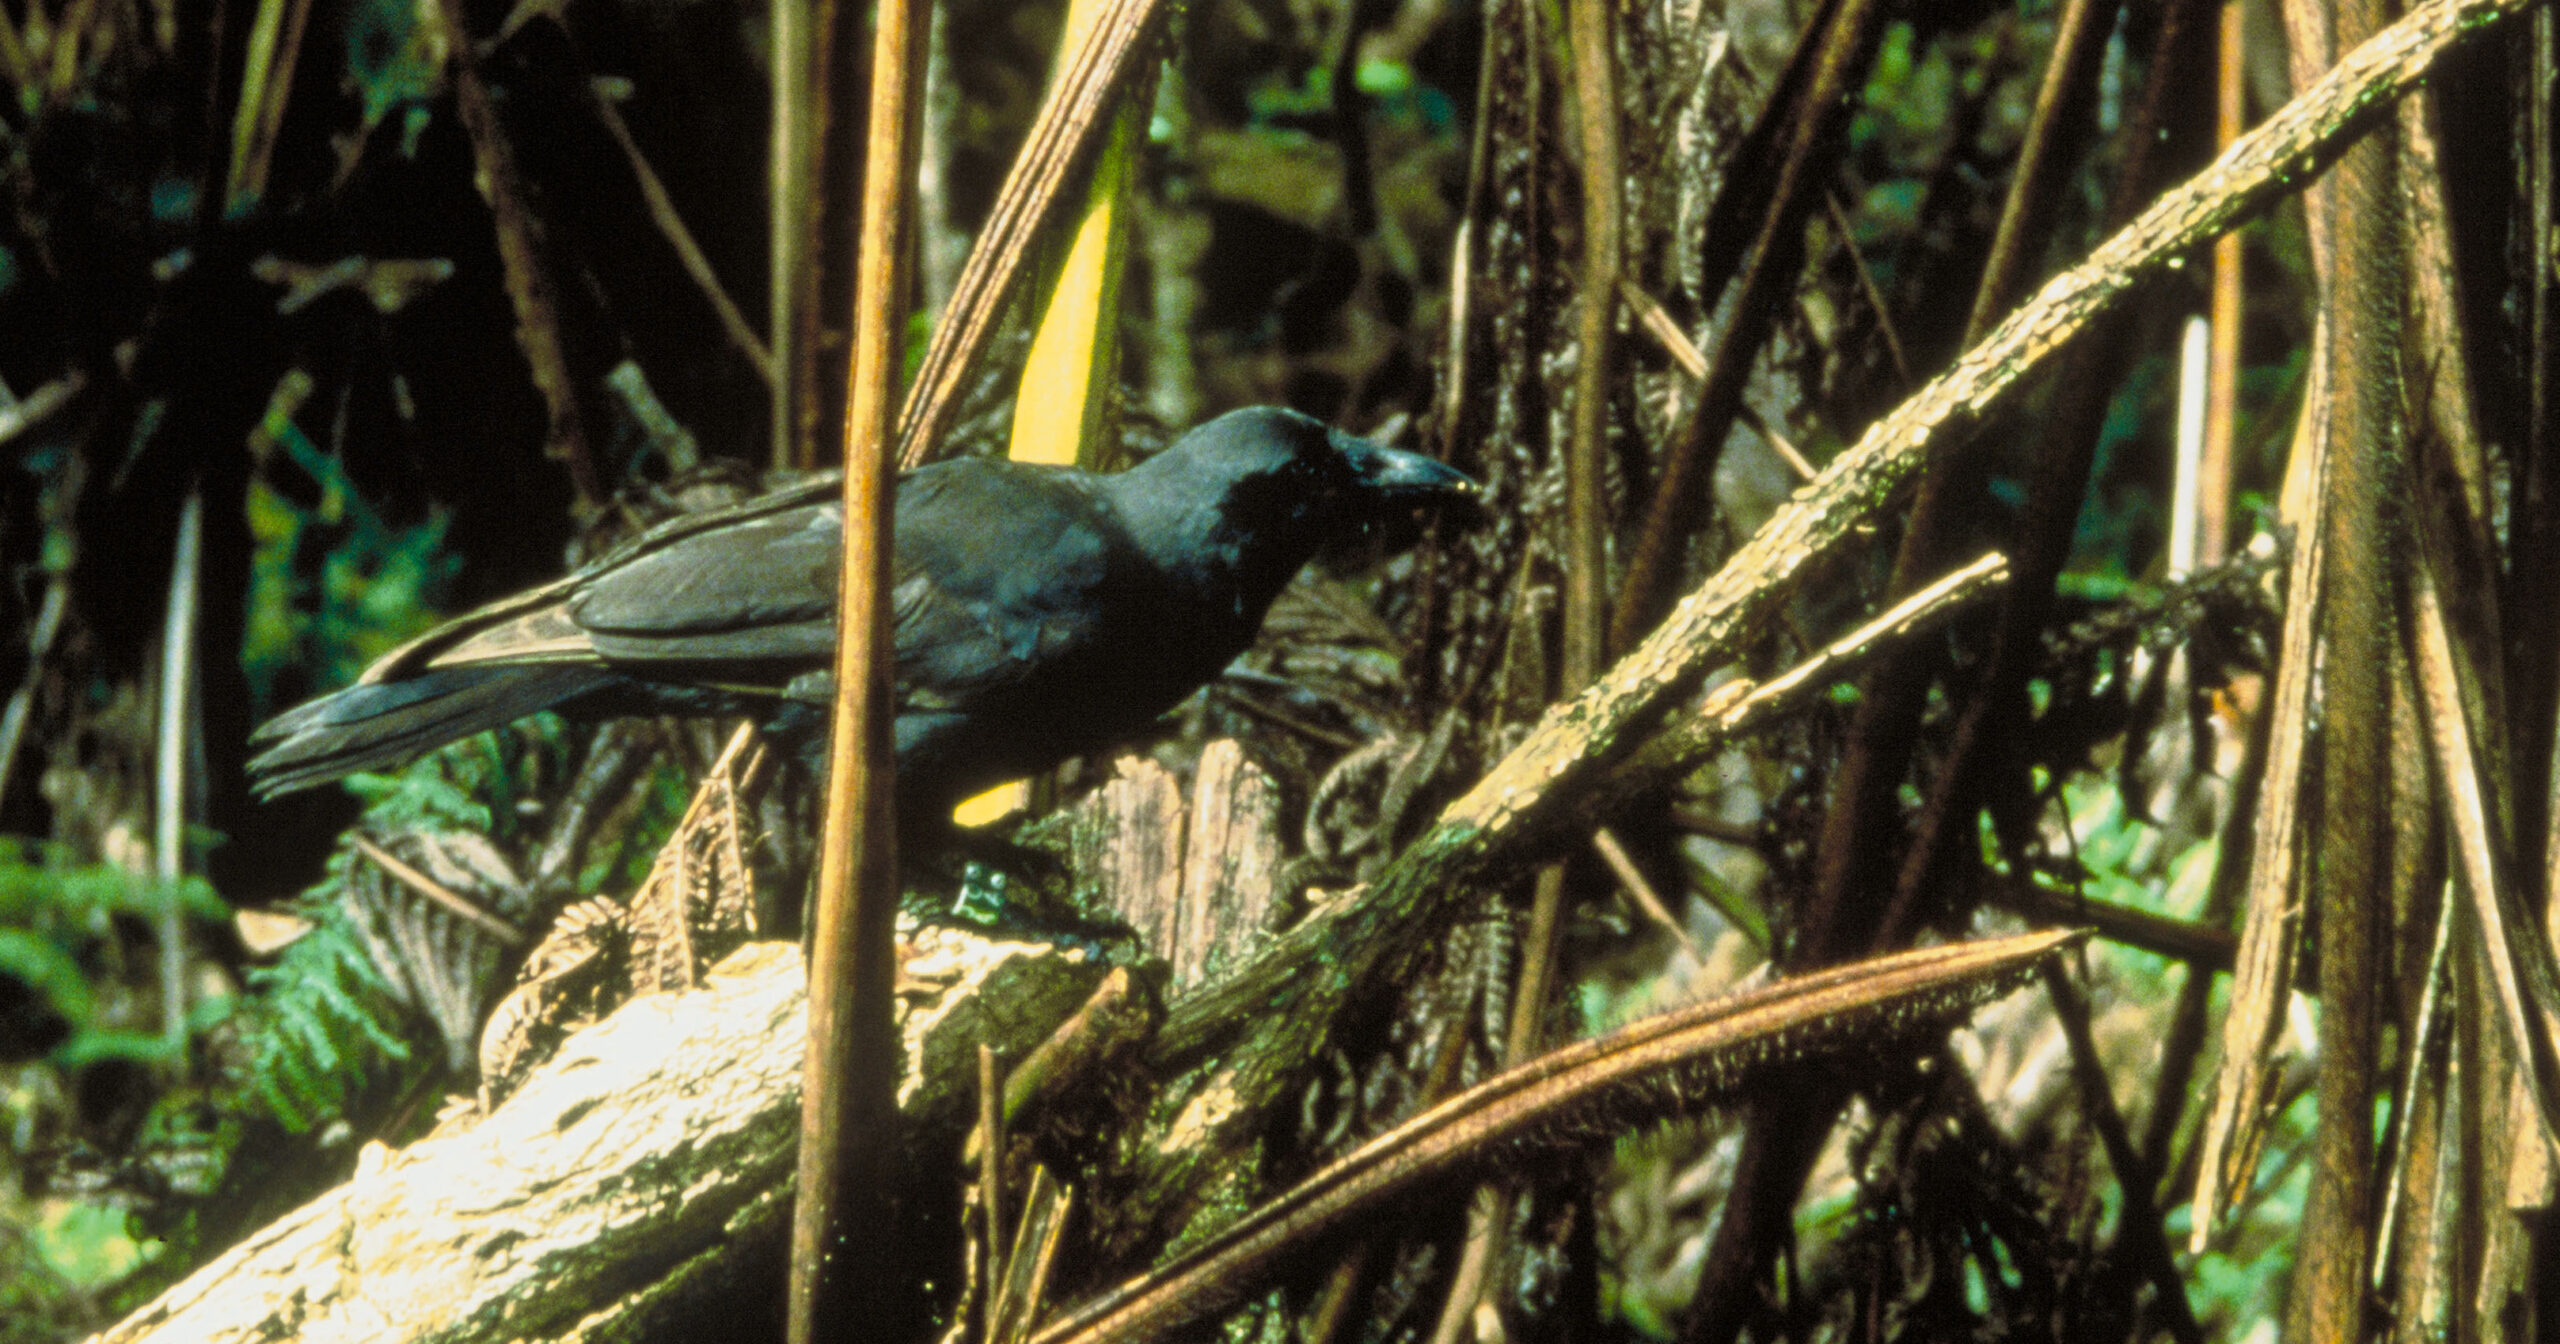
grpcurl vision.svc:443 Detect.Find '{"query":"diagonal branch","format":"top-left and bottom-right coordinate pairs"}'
top-left (1133, 0), bottom-right (2540, 1249)
top-left (1042, 931), bottom-right (2081, 1344)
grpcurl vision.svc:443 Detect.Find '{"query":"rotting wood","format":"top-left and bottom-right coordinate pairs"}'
top-left (1171, 742), bottom-right (1283, 991)
top-left (1073, 758), bottom-right (1186, 965)
top-left (1070, 743), bottom-right (1284, 993)
top-left (92, 931), bottom-right (1105, 1344)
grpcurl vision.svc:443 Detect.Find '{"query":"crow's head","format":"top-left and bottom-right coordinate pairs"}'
top-left (1126, 404), bottom-right (1477, 564)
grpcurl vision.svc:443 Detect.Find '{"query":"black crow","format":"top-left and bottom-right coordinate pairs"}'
top-left (248, 407), bottom-right (1478, 826)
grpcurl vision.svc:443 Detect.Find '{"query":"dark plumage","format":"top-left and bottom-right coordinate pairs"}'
top-left (248, 407), bottom-right (1479, 823)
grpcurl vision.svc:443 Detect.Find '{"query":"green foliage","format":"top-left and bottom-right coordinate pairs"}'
top-left (1847, 22), bottom-right (1955, 253)
top-left (0, 929), bottom-right (88, 1032)
top-left (242, 388), bottom-right (459, 716)
top-left (232, 720), bottom-right (567, 1133)
top-left (0, 854), bottom-right (224, 1331)
top-left (339, 0), bottom-right (444, 164)
top-left (29, 1201), bottom-right (156, 1288)
top-left (2172, 1086), bottom-right (2314, 1333)
top-left (2049, 776), bottom-right (2217, 919)
top-left (1241, 55), bottom-right (1452, 136)
top-left (0, 847), bottom-right (228, 928)
top-left (0, 843), bottom-right (227, 1067)
top-left (1245, 63), bottom-right (1337, 126)
top-left (0, 1197), bottom-right (115, 1344)
top-left (237, 860), bottom-right (413, 1135)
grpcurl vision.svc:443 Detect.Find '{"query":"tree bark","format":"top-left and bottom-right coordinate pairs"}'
top-left (94, 933), bottom-right (1107, 1344)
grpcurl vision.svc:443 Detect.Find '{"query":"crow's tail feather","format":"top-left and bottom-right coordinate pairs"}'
top-left (248, 665), bottom-right (618, 798)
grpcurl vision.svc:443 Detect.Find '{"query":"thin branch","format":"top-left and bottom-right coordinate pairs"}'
top-left (351, 835), bottom-right (528, 947)
top-left (768, 0), bottom-right (829, 467)
top-left (1559, 0), bottom-right (1617, 693)
top-left (587, 80), bottom-right (776, 386)
top-left (0, 565), bottom-right (69, 817)
top-left (1621, 278), bottom-right (1815, 482)
top-left (1990, 872), bottom-right (2237, 973)
top-left (1825, 189), bottom-right (1911, 385)
top-left (1593, 827), bottom-right (1707, 965)
top-left (2042, 963), bottom-right (2205, 1344)
top-left (792, 0), bottom-right (928, 1331)
top-left (2193, 318), bottom-right (2327, 1238)
top-left (2412, 531), bottom-right (2560, 1146)
top-left (1609, 0), bottom-right (1884, 652)
top-left (1961, 0), bottom-right (2114, 347)
top-left (244, 0), bottom-right (320, 212)
top-left (977, 1042), bottom-right (1005, 1319)
top-left (155, 490), bottom-right (202, 1058)
top-left (430, 0), bottom-right (601, 510)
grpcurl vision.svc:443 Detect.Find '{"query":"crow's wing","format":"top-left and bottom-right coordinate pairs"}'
top-left (569, 505), bottom-right (841, 666)
top-left (875, 462), bottom-right (1131, 804)
top-left (882, 461), bottom-right (1118, 711)
top-left (507, 459), bottom-right (1123, 711)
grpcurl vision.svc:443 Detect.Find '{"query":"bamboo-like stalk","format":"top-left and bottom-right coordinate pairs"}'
top-left (789, 0), bottom-right (928, 1332)
top-left (770, 0), bottom-right (823, 469)
top-left (1435, 0), bottom-right (1621, 1328)
top-left (2201, 0), bottom-right (2246, 567)
top-left (155, 489), bottom-right (201, 1061)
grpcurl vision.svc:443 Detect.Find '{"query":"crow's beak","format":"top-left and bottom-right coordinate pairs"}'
top-left (1334, 433), bottom-right (1483, 508)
